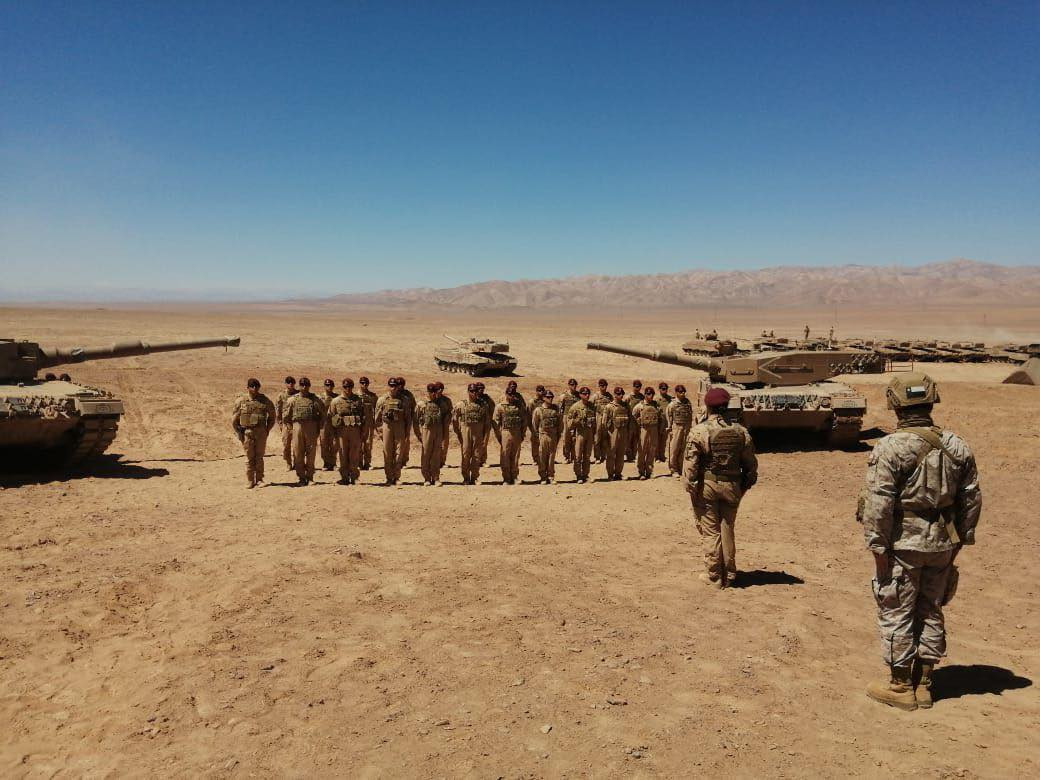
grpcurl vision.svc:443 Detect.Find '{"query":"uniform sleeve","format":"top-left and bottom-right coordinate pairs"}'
top-left (681, 425), bottom-right (708, 493)
top-left (955, 448), bottom-right (982, 545)
top-left (859, 439), bottom-right (901, 554)
top-left (374, 397), bottom-right (385, 428)
top-left (231, 398), bottom-right (242, 431)
top-left (740, 429), bottom-right (758, 488)
top-left (264, 396), bottom-right (277, 431)
top-left (658, 404), bottom-right (668, 434)
top-left (315, 397), bottom-right (326, 426)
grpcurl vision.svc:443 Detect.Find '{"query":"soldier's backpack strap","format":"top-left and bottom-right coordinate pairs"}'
top-left (901, 426), bottom-right (961, 544)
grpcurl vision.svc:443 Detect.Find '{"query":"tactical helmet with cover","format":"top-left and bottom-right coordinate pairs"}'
top-left (886, 372), bottom-right (940, 410)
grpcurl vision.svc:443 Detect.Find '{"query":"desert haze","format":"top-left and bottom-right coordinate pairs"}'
top-left (1, 302), bottom-right (1037, 777)
top-left (320, 259), bottom-right (1040, 308)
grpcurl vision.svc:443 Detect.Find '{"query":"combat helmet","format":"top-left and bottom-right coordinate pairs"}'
top-left (885, 372), bottom-right (940, 409)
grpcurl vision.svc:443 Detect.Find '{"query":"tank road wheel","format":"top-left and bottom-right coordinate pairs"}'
top-left (826, 414), bottom-right (862, 450)
top-left (61, 416), bottom-right (121, 466)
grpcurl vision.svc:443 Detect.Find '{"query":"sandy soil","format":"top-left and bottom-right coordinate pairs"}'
top-left (1, 304), bottom-right (1038, 778)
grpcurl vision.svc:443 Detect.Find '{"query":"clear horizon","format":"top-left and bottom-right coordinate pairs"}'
top-left (2, 2), bottom-right (1038, 299)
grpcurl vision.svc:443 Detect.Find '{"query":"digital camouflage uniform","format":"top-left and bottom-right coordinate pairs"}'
top-left (453, 397), bottom-right (492, 484)
top-left (666, 397), bottom-right (694, 475)
top-left (531, 402), bottom-right (563, 482)
top-left (559, 389), bottom-right (582, 462)
top-left (275, 388), bottom-right (298, 468)
top-left (682, 414), bottom-right (758, 587)
top-left (492, 396), bottom-right (528, 484)
top-left (319, 388), bottom-right (339, 470)
top-left (326, 392), bottom-right (369, 484)
top-left (231, 392), bottom-right (276, 486)
top-left (283, 391), bottom-right (326, 484)
top-left (632, 398), bottom-right (667, 479)
top-left (375, 392), bottom-right (412, 484)
top-left (600, 399), bottom-right (632, 480)
top-left (565, 400), bottom-right (597, 482)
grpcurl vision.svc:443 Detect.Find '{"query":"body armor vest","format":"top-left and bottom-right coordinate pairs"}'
top-left (708, 423), bottom-right (745, 478)
top-left (330, 395), bottom-right (365, 427)
top-left (611, 404), bottom-right (630, 429)
top-left (670, 400), bottom-right (692, 425)
top-left (237, 398), bottom-right (268, 428)
top-left (381, 396), bottom-right (404, 424)
top-left (500, 403), bottom-right (524, 430)
top-left (289, 395), bottom-right (320, 423)
top-left (638, 403), bottom-right (661, 427)
top-left (418, 400), bottom-right (443, 427)
top-left (570, 404), bottom-right (595, 430)
top-left (560, 393), bottom-right (579, 412)
top-left (538, 407), bottom-right (560, 434)
top-left (461, 401), bottom-right (485, 425)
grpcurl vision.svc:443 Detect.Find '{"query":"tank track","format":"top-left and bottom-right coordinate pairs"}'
top-left (826, 414), bottom-right (862, 449)
top-left (63, 416), bottom-right (120, 465)
top-left (436, 360), bottom-right (481, 375)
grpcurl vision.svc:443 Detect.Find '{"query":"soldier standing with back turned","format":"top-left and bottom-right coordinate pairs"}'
top-left (231, 378), bottom-right (276, 488)
top-left (858, 373), bottom-right (981, 711)
top-left (275, 376), bottom-right (298, 469)
top-left (682, 387), bottom-right (758, 589)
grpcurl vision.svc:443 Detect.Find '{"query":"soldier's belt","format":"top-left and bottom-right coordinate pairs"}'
top-left (703, 470), bottom-right (741, 482)
top-left (903, 507), bottom-right (961, 545)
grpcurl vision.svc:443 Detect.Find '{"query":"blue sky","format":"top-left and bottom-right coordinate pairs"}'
top-left (2, 1), bottom-right (1038, 299)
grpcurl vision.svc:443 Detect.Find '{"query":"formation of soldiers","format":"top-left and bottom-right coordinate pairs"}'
top-left (232, 370), bottom-right (982, 713)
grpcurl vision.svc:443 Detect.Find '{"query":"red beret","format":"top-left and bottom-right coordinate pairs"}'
top-left (704, 387), bottom-right (731, 407)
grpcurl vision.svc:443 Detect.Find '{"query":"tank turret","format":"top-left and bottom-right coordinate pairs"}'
top-left (1, 336), bottom-right (240, 467)
top-left (586, 341), bottom-right (879, 449)
top-left (434, 335), bottom-right (517, 376)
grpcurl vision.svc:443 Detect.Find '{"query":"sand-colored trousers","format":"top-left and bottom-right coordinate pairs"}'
top-left (657, 424), bottom-right (668, 460)
top-left (499, 428), bottom-right (524, 483)
top-left (241, 427), bottom-right (269, 485)
top-left (361, 427), bottom-right (374, 468)
top-left (562, 421), bottom-right (576, 462)
top-left (381, 422), bottom-right (409, 482)
top-left (594, 421), bottom-right (609, 461)
top-left (334, 426), bottom-right (363, 482)
top-left (572, 429), bottom-right (594, 480)
top-left (459, 424), bottom-right (486, 483)
top-left (626, 422), bottom-right (639, 461)
top-left (530, 430), bottom-right (541, 467)
top-left (537, 433), bottom-right (560, 480)
top-left (637, 427), bottom-right (660, 477)
top-left (281, 423), bottom-right (293, 467)
top-left (419, 425), bottom-right (444, 483)
top-left (291, 420), bottom-right (320, 482)
top-left (606, 426), bottom-right (628, 479)
top-left (320, 422), bottom-right (338, 469)
top-left (693, 479), bottom-right (742, 585)
top-left (874, 549), bottom-right (955, 668)
top-left (668, 424), bottom-right (691, 474)
top-left (440, 425), bottom-right (450, 467)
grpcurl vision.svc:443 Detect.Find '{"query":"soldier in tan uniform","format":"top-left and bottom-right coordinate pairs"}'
top-left (858, 373), bottom-right (982, 711)
top-left (453, 383), bottom-right (492, 484)
top-left (274, 376), bottom-right (298, 469)
top-left (283, 377), bottom-right (326, 486)
top-left (414, 382), bottom-right (447, 485)
top-left (475, 381), bottom-right (495, 467)
top-left (559, 378), bottom-right (581, 463)
top-left (600, 386), bottom-right (632, 481)
top-left (632, 386), bottom-right (666, 479)
top-left (375, 377), bottom-right (412, 485)
top-left (665, 384), bottom-right (694, 476)
top-left (231, 378), bottom-right (277, 488)
top-left (656, 382), bottom-right (673, 461)
top-left (492, 384), bottom-right (528, 484)
top-left (396, 377), bottom-right (416, 469)
top-left (565, 386), bottom-right (597, 483)
top-left (592, 378), bottom-right (612, 462)
top-left (682, 387), bottom-right (758, 589)
top-left (358, 376), bottom-right (378, 470)
top-left (326, 378), bottom-right (369, 485)
top-left (319, 378), bottom-right (339, 471)
top-left (531, 390), bottom-right (563, 483)
top-left (625, 380), bottom-right (645, 462)
top-left (434, 381), bottom-right (452, 469)
top-left (527, 385), bottom-right (547, 467)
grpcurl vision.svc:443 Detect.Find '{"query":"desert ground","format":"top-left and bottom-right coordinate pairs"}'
top-left (1, 303), bottom-right (1038, 778)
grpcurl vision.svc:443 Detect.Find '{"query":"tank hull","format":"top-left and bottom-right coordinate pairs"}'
top-left (434, 349), bottom-right (517, 376)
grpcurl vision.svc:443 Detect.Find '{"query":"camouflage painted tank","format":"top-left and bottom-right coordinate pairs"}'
top-left (434, 336), bottom-right (517, 376)
top-left (1, 336), bottom-right (240, 466)
top-left (587, 342), bottom-right (884, 448)
top-left (680, 333), bottom-right (739, 358)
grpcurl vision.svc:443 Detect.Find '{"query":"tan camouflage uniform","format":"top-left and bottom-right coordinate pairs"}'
top-left (231, 392), bottom-right (276, 486)
top-left (531, 401), bottom-right (563, 482)
top-left (275, 388), bottom-right (298, 468)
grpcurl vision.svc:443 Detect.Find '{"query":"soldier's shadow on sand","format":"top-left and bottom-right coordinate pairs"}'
top-left (752, 431), bottom-right (873, 453)
top-left (933, 665), bottom-right (1032, 701)
top-left (729, 569), bottom-right (805, 588)
top-left (0, 454), bottom-right (169, 486)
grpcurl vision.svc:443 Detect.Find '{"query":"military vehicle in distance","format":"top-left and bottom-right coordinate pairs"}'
top-left (1003, 344), bottom-right (1040, 385)
top-left (587, 342), bottom-right (883, 448)
top-left (434, 336), bottom-right (517, 376)
top-left (681, 332), bottom-right (739, 358)
top-left (1, 336), bottom-right (240, 466)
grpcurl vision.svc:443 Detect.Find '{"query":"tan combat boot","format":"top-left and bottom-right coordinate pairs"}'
top-left (915, 660), bottom-right (935, 709)
top-left (866, 665), bottom-right (917, 711)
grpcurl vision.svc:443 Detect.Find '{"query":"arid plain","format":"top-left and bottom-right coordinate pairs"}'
top-left (2, 303), bottom-right (1038, 778)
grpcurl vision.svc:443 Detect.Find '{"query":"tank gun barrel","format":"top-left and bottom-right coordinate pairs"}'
top-left (38, 336), bottom-right (241, 368)
top-left (586, 342), bottom-right (719, 374)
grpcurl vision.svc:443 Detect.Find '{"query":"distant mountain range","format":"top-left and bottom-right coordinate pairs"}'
top-left (321, 259), bottom-right (1040, 308)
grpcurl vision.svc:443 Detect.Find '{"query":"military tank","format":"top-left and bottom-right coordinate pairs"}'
top-left (681, 333), bottom-right (739, 358)
top-left (434, 336), bottom-right (517, 376)
top-left (1, 336), bottom-right (240, 466)
top-left (587, 342), bottom-right (883, 448)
